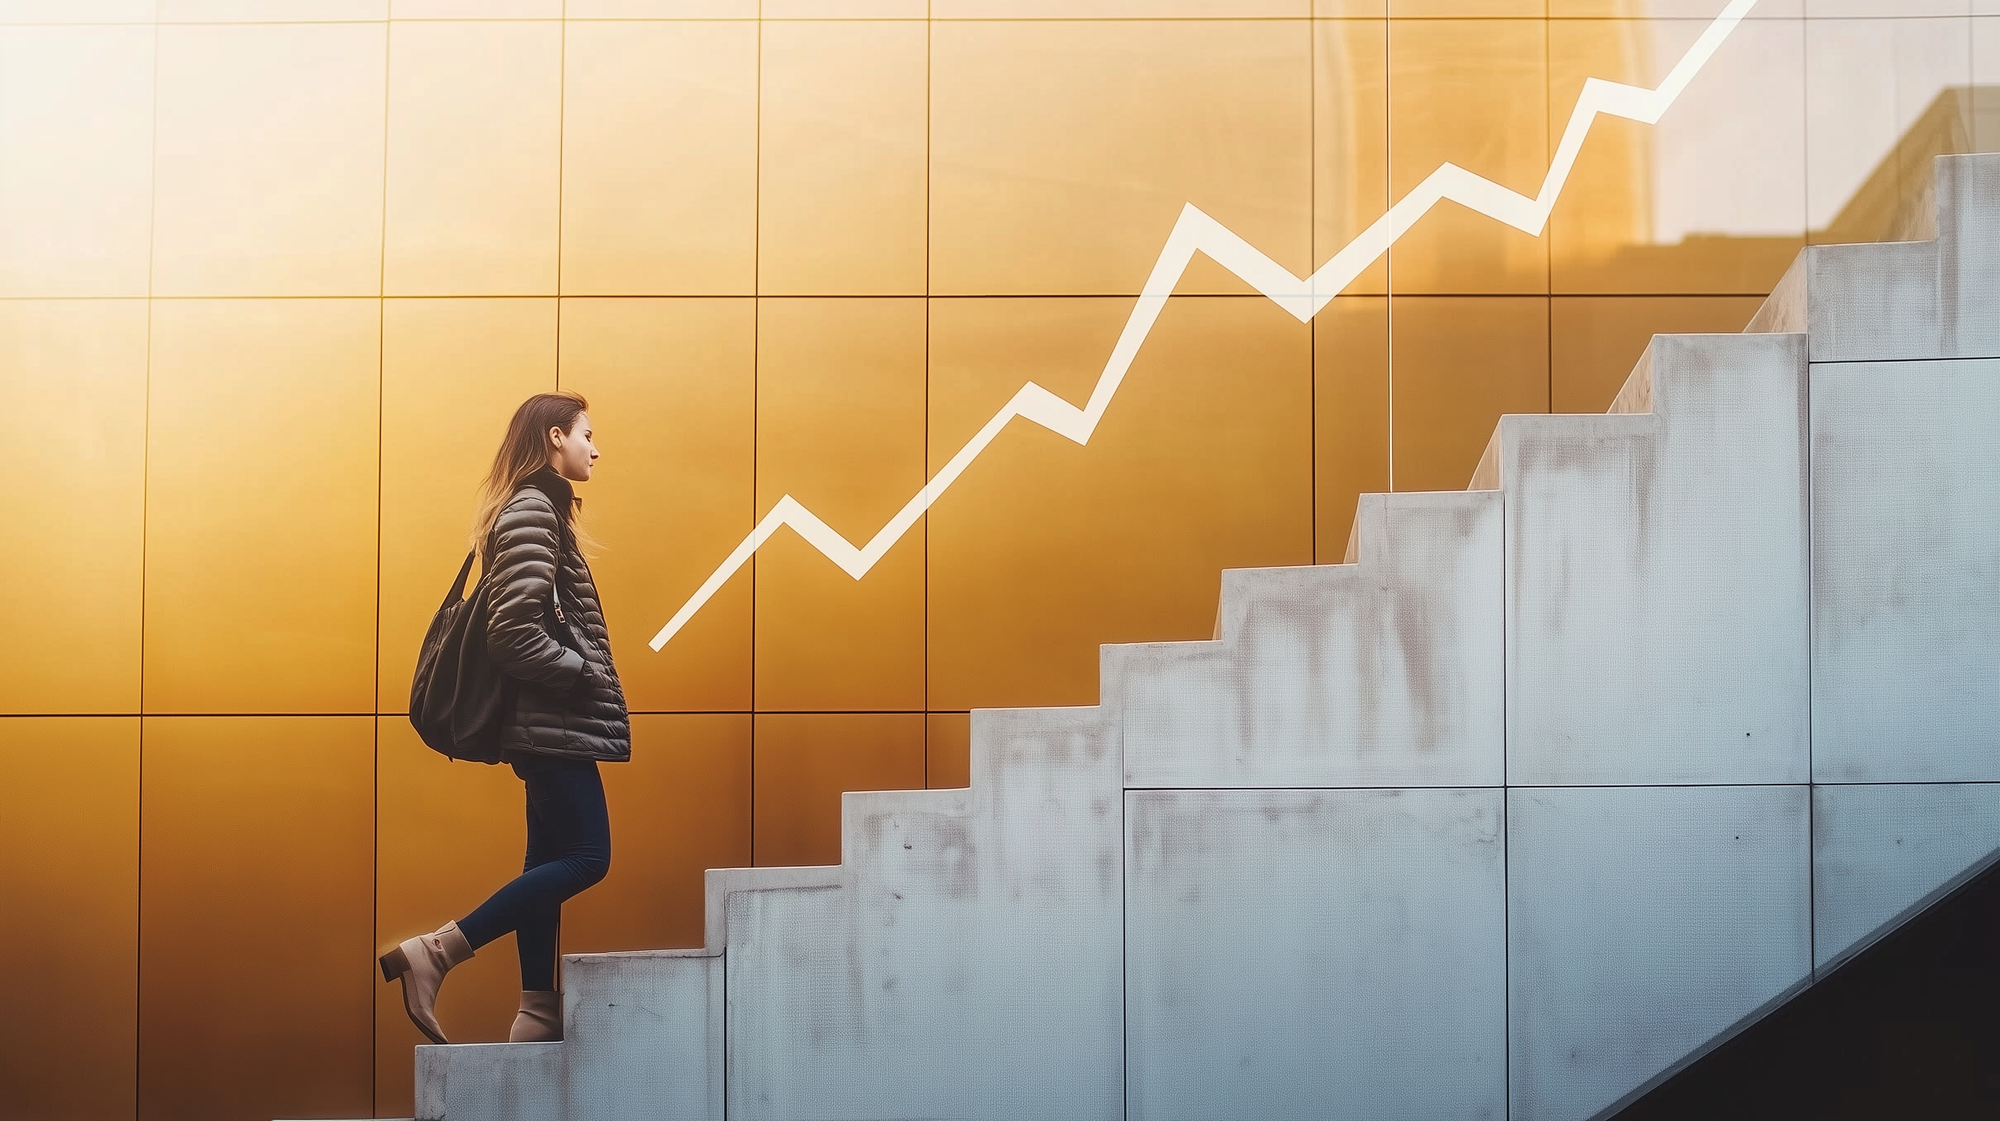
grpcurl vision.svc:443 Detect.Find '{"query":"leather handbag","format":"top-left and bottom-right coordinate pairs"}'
top-left (408, 527), bottom-right (513, 764)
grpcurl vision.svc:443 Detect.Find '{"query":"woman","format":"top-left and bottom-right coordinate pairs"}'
top-left (379, 391), bottom-right (632, 1046)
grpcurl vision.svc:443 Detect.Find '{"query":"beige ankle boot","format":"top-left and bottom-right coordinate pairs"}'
top-left (379, 920), bottom-right (475, 1045)
top-left (510, 990), bottom-right (563, 1042)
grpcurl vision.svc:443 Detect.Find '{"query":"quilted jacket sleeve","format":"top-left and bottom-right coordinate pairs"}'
top-left (485, 489), bottom-right (587, 691)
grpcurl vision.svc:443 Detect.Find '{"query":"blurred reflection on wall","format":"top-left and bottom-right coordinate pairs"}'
top-left (0, 2), bottom-right (1989, 1118)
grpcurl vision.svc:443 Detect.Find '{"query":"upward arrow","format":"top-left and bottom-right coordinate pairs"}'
top-left (651, 0), bottom-right (1763, 651)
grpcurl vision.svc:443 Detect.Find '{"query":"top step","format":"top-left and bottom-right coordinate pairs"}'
top-left (1750, 152), bottom-right (2000, 364)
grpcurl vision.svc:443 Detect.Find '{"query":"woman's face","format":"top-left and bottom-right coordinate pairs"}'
top-left (549, 412), bottom-right (599, 482)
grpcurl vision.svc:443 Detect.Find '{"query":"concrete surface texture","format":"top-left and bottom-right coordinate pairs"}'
top-left (409, 153), bottom-right (2000, 1121)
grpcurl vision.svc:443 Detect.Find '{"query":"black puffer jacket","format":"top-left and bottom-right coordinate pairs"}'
top-left (484, 466), bottom-right (630, 763)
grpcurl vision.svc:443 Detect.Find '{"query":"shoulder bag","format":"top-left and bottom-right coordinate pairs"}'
top-left (408, 527), bottom-right (512, 764)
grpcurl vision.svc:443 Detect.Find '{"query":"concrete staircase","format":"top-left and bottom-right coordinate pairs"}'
top-left (411, 153), bottom-right (2000, 1121)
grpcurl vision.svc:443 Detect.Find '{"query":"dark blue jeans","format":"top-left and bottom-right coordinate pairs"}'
top-left (457, 756), bottom-right (610, 992)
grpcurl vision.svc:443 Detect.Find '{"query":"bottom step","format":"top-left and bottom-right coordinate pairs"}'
top-left (415, 1041), bottom-right (561, 1121)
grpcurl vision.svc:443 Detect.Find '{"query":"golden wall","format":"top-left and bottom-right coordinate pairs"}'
top-left (0, 1), bottom-right (1987, 1118)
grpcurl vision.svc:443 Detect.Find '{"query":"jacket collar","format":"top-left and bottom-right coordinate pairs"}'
top-left (522, 464), bottom-right (576, 509)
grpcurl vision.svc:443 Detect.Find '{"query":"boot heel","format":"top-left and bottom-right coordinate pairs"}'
top-left (379, 946), bottom-right (410, 983)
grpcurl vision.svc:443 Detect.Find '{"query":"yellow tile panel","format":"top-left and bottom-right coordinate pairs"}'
top-left (758, 20), bottom-right (928, 296)
top-left (752, 712), bottom-right (925, 869)
top-left (0, 717), bottom-right (138, 1121)
top-left (0, 0), bottom-right (156, 19)
top-left (151, 23), bottom-right (387, 297)
top-left (140, 715), bottom-right (374, 1121)
top-left (1547, 0), bottom-right (1717, 11)
top-left (936, 0), bottom-right (1308, 14)
top-left (0, 301), bottom-right (147, 715)
top-left (560, 20), bottom-right (759, 295)
top-left (1550, 295), bottom-right (1762, 414)
top-left (0, 27), bottom-right (154, 298)
top-left (380, 298), bottom-right (558, 714)
top-left (392, 0), bottom-right (557, 15)
top-left (925, 711), bottom-right (971, 790)
top-left (559, 298), bottom-right (756, 713)
top-left (373, 717), bottom-right (540, 1112)
top-left (1313, 296), bottom-right (1390, 562)
top-left (385, 20), bottom-right (563, 296)
top-left (752, 484), bottom-right (921, 713)
top-left (1549, 18), bottom-right (1805, 295)
top-left (1545, 17), bottom-right (1650, 293)
top-left (561, 714), bottom-right (752, 952)
top-left (1388, 19), bottom-right (1549, 294)
top-left (1390, 295), bottom-right (1549, 492)
top-left (1807, 17), bottom-right (1962, 246)
top-left (930, 19), bottom-right (1311, 296)
top-left (1391, 0), bottom-right (1543, 15)
top-left (1553, 0), bottom-right (1801, 11)
top-left (1314, 18), bottom-right (1390, 295)
top-left (145, 299), bottom-right (379, 715)
top-left (161, 0), bottom-right (386, 18)
top-left (764, 0), bottom-right (924, 16)
top-left (754, 298), bottom-right (927, 712)
top-left (926, 296), bottom-right (1312, 712)
top-left (1646, 16), bottom-right (1802, 290)
top-left (564, 0), bottom-right (756, 15)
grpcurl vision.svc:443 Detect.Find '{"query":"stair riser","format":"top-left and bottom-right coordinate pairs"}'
top-left (1808, 356), bottom-right (2000, 783)
top-left (1113, 490), bottom-right (1504, 789)
top-left (1502, 332), bottom-right (1810, 786)
top-left (722, 707), bottom-right (1125, 1121)
top-left (561, 954), bottom-right (722, 1121)
top-left (415, 1042), bottom-right (560, 1121)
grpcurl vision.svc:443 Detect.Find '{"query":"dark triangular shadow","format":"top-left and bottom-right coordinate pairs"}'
top-left (1613, 848), bottom-right (2000, 1120)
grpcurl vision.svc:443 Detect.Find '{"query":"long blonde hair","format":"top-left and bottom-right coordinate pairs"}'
top-left (470, 391), bottom-right (602, 567)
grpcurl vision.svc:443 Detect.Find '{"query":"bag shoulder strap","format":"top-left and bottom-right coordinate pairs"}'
top-left (442, 549), bottom-right (477, 611)
top-left (443, 521), bottom-right (509, 613)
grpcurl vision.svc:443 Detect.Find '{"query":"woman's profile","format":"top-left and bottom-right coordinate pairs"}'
top-left (379, 390), bottom-right (632, 1046)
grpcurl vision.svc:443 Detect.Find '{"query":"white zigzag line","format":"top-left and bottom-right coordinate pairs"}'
top-left (649, 0), bottom-right (1760, 650)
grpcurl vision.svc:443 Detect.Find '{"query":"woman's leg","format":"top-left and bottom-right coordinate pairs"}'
top-left (513, 770), bottom-right (564, 992)
top-left (454, 757), bottom-right (611, 991)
